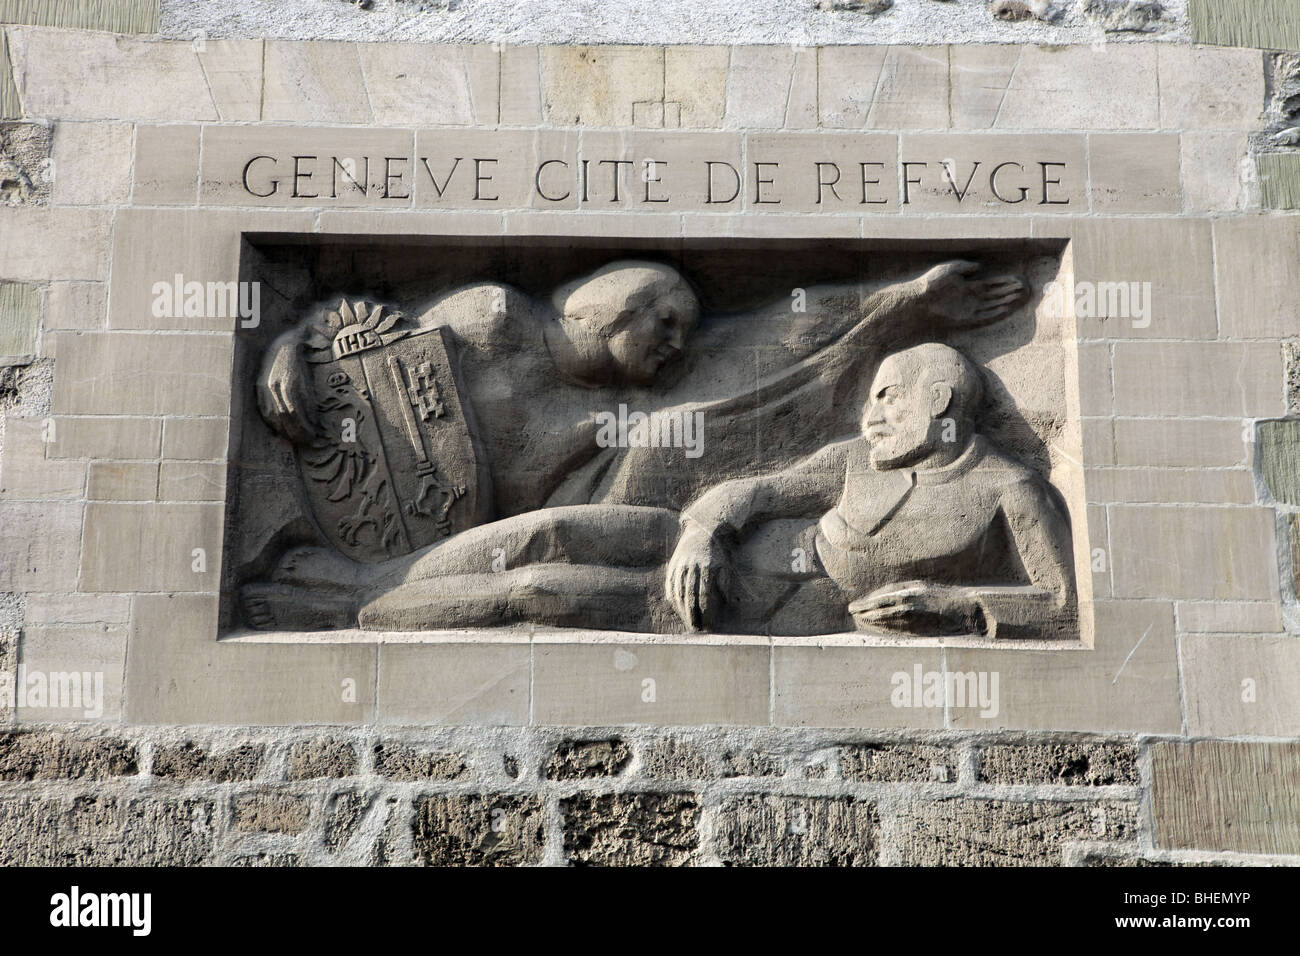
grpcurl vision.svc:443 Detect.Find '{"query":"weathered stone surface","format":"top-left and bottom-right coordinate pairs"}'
top-left (841, 743), bottom-right (956, 783)
top-left (1082, 0), bottom-right (1170, 32)
top-left (0, 122), bottom-right (50, 206)
top-left (325, 790), bottom-right (373, 851)
top-left (639, 737), bottom-right (712, 780)
top-left (1257, 419), bottom-right (1300, 506)
top-left (562, 793), bottom-right (699, 866)
top-left (232, 852), bottom-right (301, 867)
top-left (716, 795), bottom-right (878, 866)
top-left (545, 738), bottom-right (631, 780)
top-left (152, 742), bottom-right (265, 782)
top-left (287, 738), bottom-right (358, 780)
top-left (373, 743), bottom-right (467, 781)
top-left (232, 791), bottom-right (312, 834)
top-left (897, 799), bottom-right (1138, 865)
top-left (1189, 0), bottom-right (1300, 52)
top-left (0, 795), bottom-right (215, 866)
top-left (1151, 741), bottom-right (1300, 855)
top-left (722, 749), bottom-right (785, 778)
top-left (0, 731), bottom-right (137, 780)
top-left (412, 794), bottom-right (545, 867)
top-left (978, 742), bottom-right (1139, 786)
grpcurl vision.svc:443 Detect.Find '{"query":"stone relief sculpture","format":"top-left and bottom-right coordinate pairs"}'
top-left (236, 254), bottom-right (1077, 640)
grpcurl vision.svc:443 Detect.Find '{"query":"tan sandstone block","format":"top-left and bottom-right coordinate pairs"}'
top-left (532, 641), bottom-right (768, 725)
top-left (47, 417), bottom-right (161, 460)
top-left (1075, 344), bottom-right (1112, 418)
top-left (1182, 132), bottom-right (1250, 213)
top-left (87, 461), bottom-right (157, 501)
top-left (262, 41), bottom-right (372, 124)
top-left (1088, 134), bottom-right (1181, 214)
top-left (863, 46), bottom-right (949, 130)
top-left (1150, 740), bottom-right (1300, 854)
top-left (52, 332), bottom-right (233, 415)
top-left (132, 125), bottom-right (200, 205)
top-left (7, 28), bottom-right (217, 121)
top-left (1088, 504), bottom-right (1110, 599)
top-left (1157, 46), bottom-right (1265, 131)
top-left (107, 208), bottom-right (315, 331)
top-left (377, 644), bottom-right (530, 725)
top-left (1113, 419), bottom-right (1248, 468)
top-left (0, 208), bottom-right (110, 280)
top-left (1066, 219), bottom-right (1217, 340)
top-left (499, 46), bottom-right (541, 125)
top-left (0, 417), bottom-right (84, 499)
top-left (51, 122), bottom-right (132, 205)
top-left (994, 45), bottom-right (1159, 130)
top-left (722, 46), bottom-right (795, 130)
top-left (1177, 602), bottom-right (1283, 634)
top-left (1084, 468), bottom-right (1255, 505)
top-left (1213, 217), bottom-right (1300, 340)
top-left (357, 44), bottom-right (475, 126)
top-left (157, 461), bottom-right (226, 501)
top-left (15, 625), bottom-right (126, 721)
top-left (80, 501), bottom-right (224, 592)
top-left (197, 39), bottom-right (264, 122)
top-left (540, 46), bottom-right (662, 127)
top-left (773, 646), bottom-right (946, 729)
top-left (819, 46), bottom-right (948, 130)
top-left (161, 418), bottom-right (230, 460)
top-left (126, 594), bottom-right (376, 724)
top-left (946, 600), bottom-right (1180, 733)
top-left (0, 500), bottom-right (82, 591)
top-left (1181, 635), bottom-right (1300, 737)
top-left (665, 46), bottom-right (728, 128)
top-left (1109, 505), bottom-right (1277, 601)
top-left (949, 45), bottom-right (1019, 129)
top-left (23, 592), bottom-right (132, 627)
top-left (44, 282), bottom-right (105, 331)
top-left (1112, 342), bottom-right (1284, 418)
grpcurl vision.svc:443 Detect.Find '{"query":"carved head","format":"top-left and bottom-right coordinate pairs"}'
top-left (862, 343), bottom-right (984, 469)
top-left (552, 261), bottom-right (700, 385)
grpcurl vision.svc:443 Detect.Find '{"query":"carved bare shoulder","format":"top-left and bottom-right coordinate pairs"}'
top-left (413, 282), bottom-right (533, 348)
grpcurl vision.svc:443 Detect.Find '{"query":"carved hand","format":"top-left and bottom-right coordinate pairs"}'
top-left (849, 581), bottom-right (986, 637)
top-left (256, 329), bottom-right (321, 444)
top-left (665, 524), bottom-right (731, 632)
top-left (915, 260), bottom-right (1027, 330)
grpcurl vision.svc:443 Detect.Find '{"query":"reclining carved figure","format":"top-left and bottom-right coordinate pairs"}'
top-left (243, 340), bottom-right (1076, 641)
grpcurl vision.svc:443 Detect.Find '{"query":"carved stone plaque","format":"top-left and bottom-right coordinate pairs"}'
top-left (228, 238), bottom-right (1085, 645)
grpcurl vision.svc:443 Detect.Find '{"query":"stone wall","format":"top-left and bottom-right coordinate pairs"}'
top-left (2, 0), bottom-right (1300, 866)
top-left (4, 726), bottom-right (1294, 866)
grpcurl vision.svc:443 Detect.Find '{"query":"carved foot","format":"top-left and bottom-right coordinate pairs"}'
top-left (240, 583), bottom-right (358, 630)
top-left (271, 545), bottom-right (367, 591)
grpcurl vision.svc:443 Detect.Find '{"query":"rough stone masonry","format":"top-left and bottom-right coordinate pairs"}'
top-left (1, 0), bottom-right (1300, 866)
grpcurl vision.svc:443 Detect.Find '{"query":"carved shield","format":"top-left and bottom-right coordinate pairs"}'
top-left (296, 301), bottom-right (491, 563)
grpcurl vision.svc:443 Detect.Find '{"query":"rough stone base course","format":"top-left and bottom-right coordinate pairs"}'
top-left (1, 726), bottom-right (1285, 867)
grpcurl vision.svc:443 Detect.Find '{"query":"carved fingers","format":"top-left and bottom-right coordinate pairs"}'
top-left (257, 335), bottom-right (321, 443)
top-left (850, 581), bottom-right (974, 634)
top-left (966, 274), bottom-right (1028, 325)
top-left (665, 531), bottom-right (726, 632)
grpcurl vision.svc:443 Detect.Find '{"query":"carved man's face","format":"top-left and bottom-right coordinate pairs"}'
top-left (606, 287), bottom-right (699, 385)
top-left (862, 354), bottom-right (940, 469)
